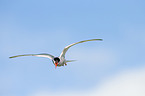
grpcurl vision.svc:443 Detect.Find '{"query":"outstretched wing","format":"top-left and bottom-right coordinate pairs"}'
top-left (9, 53), bottom-right (54, 60)
top-left (60, 39), bottom-right (103, 58)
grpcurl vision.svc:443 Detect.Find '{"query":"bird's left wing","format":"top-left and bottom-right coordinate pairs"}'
top-left (60, 39), bottom-right (103, 58)
top-left (9, 53), bottom-right (54, 60)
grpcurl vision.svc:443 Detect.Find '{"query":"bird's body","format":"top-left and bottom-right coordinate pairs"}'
top-left (9, 39), bottom-right (102, 68)
top-left (53, 57), bottom-right (66, 67)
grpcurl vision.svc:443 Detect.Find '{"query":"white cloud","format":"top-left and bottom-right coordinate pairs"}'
top-left (29, 66), bottom-right (145, 96)
top-left (91, 66), bottom-right (145, 96)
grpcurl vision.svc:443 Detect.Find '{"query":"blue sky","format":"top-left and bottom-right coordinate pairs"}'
top-left (0, 0), bottom-right (145, 96)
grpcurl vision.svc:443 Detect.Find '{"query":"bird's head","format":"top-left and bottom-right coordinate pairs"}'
top-left (53, 57), bottom-right (60, 68)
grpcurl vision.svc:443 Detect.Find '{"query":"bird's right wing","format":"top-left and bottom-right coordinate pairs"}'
top-left (60, 39), bottom-right (103, 58)
top-left (9, 53), bottom-right (54, 60)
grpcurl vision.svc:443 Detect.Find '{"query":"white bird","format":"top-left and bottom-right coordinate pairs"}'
top-left (9, 39), bottom-right (102, 68)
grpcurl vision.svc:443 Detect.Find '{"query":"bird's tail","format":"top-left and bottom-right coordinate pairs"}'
top-left (66, 60), bottom-right (77, 62)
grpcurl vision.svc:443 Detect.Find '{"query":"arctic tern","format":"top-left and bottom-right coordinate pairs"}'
top-left (9, 39), bottom-right (103, 68)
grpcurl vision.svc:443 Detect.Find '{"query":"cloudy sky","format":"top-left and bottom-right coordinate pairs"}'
top-left (0, 0), bottom-right (145, 96)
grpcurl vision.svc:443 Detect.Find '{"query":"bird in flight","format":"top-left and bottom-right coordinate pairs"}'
top-left (9, 39), bottom-right (102, 68)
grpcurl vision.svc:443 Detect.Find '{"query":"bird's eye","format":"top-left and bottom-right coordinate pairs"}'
top-left (54, 57), bottom-right (60, 62)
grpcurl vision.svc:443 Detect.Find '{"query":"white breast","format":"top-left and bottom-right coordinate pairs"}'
top-left (58, 57), bottom-right (66, 66)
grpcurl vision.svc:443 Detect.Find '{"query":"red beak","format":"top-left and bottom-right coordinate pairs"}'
top-left (55, 62), bottom-right (58, 69)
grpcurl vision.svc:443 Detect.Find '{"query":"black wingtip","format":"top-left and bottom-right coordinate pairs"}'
top-left (9, 57), bottom-right (13, 59)
top-left (9, 56), bottom-right (16, 59)
top-left (95, 39), bottom-right (103, 41)
top-left (99, 39), bottom-right (103, 41)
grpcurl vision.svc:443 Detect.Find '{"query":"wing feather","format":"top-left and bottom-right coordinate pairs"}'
top-left (9, 53), bottom-right (54, 60)
top-left (60, 39), bottom-right (102, 57)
